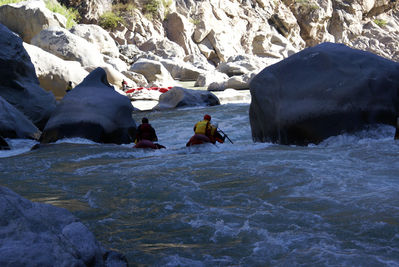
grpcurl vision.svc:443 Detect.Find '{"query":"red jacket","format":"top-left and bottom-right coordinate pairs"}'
top-left (136, 123), bottom-right (158, 142)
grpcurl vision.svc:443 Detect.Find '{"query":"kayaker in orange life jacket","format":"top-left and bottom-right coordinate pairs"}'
top-left (186, 114), bottom-right (225, 146)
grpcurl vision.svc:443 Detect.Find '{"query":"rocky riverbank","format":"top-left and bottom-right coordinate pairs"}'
top-left (1, 0), bottom-right (398, 103)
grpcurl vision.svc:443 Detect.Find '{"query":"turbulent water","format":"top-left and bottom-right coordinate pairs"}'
top-left (1, 104), bottom-right (399, 266)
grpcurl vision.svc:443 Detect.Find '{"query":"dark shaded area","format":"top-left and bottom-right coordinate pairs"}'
top-left (249, 42), bottom-right (399, 145)
top-left (0, 24), bottom-right (56, 130)
top-left (41, 68), bottom-right (137, 144)
top-left (0, 136), bottom-right (10, 150)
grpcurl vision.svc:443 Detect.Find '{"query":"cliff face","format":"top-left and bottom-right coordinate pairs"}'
top-left (63, 0), bottom-right (399, 63)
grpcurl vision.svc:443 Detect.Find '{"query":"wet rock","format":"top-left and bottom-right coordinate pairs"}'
top-left (0, 96), bottom-right (41, 140)
top-left (40, 67), bottom-right (136, 144)
top-left (0, 23), bottom-right (56, 130)
top-left (0, 136), bottom-right (10, 150)
top-left (250, 42), bottom-right (399, 145)
top-left (0, 186), bottom-right (128, 266)
top-left (154, 87), bottom-right (220, 110)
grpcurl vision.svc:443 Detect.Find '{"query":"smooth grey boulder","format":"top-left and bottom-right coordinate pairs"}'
top-left (161, 58), bottom-right (204, 81)
top-left (154, 87), bottom-right (220, 110)
top-left (0, 0), bottom-right (66, 43)
top-left (130, 58), bottom-right (176, 86)
top-left (70, 24), bottom-right (119, 57)
top-left (31, 26), bottom-right (105, 68)
top-left (250, 42), bottom-right (399, 145)
top-left (23, 42), bottom-right (89, 101)
top-left (0, 23), bottom-right (56, 130)
top-left (0, 96), bottom-right (41, 140)
top-left (40, 67), bottom-right (136, 144)
top-left (0, 186), bottom-right (127, 267)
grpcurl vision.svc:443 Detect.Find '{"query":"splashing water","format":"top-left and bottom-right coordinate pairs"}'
top-left (1, 104), bottom-right (398, 266)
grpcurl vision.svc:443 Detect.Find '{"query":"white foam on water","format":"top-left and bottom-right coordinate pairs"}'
top-left (0, 138), bottom-right (37, 158)
top-left (71, 150), bottom-right (136, 162)
top-left (317, 124), bottom-right (396, 148)
top-left (161, 254), bottom-right (204, 267)
top-left (55, 137), bottom-right (99, 145)
top-left (84, 190), bottom-right (100, 209)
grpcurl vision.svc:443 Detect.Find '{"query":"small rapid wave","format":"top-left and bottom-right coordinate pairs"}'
top-left (1, 104), bottom-right (398, 266)
top-left (317, 124), bottom-right (396, 148)
top-left (0, 139), bottom-right (37, 158)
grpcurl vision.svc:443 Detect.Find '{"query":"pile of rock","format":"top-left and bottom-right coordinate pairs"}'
top-left (0, 186), bottom-right (127, 266)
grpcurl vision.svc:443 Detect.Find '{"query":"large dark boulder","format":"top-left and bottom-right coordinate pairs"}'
top-left (40, 68), bottom-right (136, 144)
top-left (0, 96), bottom-right (41, 140)
top-left (249, 42), bottom-right (399, 145)
top-left (153, 87), bottom-right (220, 110)
top-left (0, 24), bottom-right (56, 130)
top-left (0, 186), bottom-right (128, 266)
top-left (0, 135), bottom-right (9, 150)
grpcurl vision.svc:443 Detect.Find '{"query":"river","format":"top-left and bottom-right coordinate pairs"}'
top-left (1, 103), bottom-right (398, 266)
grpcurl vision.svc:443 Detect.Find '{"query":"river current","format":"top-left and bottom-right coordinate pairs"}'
top-left (1, 103), bottom-right (398, 266)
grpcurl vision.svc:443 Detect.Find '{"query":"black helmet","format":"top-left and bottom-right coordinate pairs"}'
top-left (142, 117), bottom-right (149, 123)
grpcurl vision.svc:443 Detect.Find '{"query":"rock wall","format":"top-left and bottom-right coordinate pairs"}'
top-left (63, 0), bottom-right (399, 63)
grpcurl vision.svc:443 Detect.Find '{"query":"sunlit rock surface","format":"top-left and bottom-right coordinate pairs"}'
top-left (154, 87), bottom-right (220, 110)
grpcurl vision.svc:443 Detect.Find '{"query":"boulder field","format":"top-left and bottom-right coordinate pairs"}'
top-left (249, 42), bottom-right (399, 145)
top-left (40, 68), bottom-right (137, 144)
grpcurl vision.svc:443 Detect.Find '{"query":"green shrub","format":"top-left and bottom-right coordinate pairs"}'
top-left (190, 18), bottom-right (201, 25)
top-left (0, 0), bottom-right (25, 6)
top-left (112, 3), bottom-right (136, 15)
top-left (99, 11), bottom-right (124, 30)
top-left (295, 0), bottom-right (319, 10)
top-left (0, 0), bottom-right (79, 29)
top-left (44, 0), bottom-right (80, 29)
top-left (161, 0), bottom-right (172, 9)
top-left (374, 19), bottom-right (387, 28)
top-left (143, 0), bottom-right (160, 18)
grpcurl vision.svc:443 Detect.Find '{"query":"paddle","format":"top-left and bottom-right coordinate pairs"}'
top-left (217, 128), bottom-right (233, 144)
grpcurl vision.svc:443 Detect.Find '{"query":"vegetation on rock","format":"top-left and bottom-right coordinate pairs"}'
top-left (143, 0), bottom-right (160, 19)
top-left (99, 11), bottom-right (125, 30)
top-left (0, 0), bottom-right (79, 28)
top-left (45, 0), bottom-right (79, 28)
top-left (0, 0), bottom-right (23, 4)
top-left (373, 19), bottom-right (387, 28)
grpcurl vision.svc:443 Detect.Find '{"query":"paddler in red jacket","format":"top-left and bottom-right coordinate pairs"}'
top-left (135, 118), bottom-right (165, 149)
top-left (136, 117), bottom-right (158, 142)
